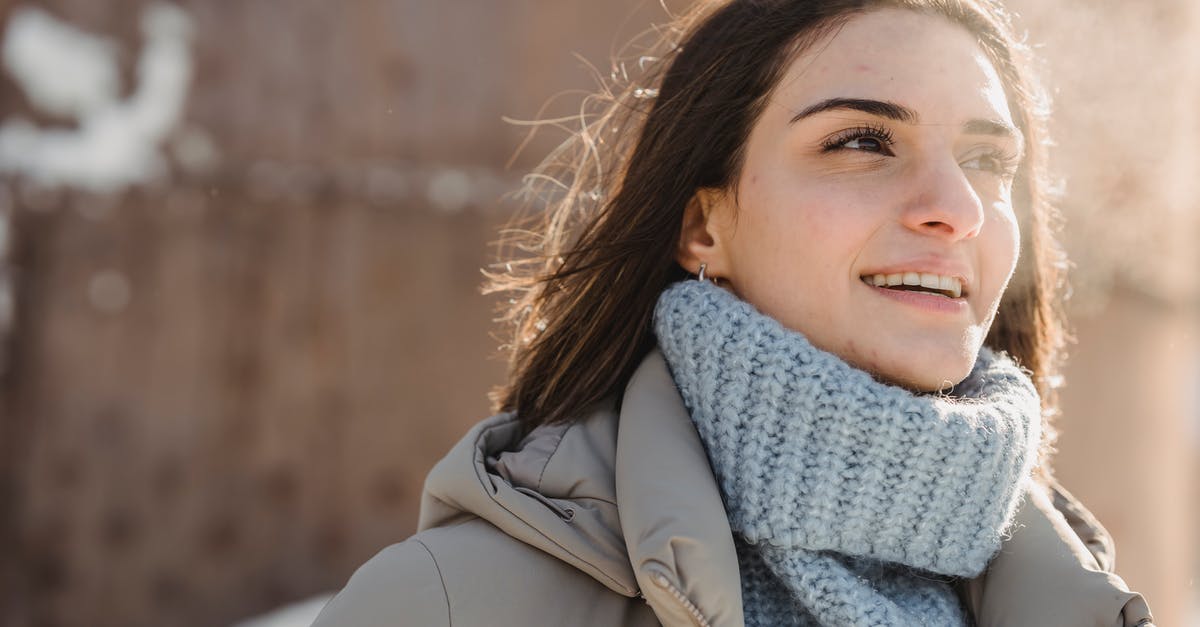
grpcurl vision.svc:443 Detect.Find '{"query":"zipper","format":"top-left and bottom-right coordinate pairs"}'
top-left (646, 566), bottom-right (712, 627)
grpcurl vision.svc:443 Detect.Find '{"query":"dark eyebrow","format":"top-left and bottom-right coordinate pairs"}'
top-left (789, 98), bottom-right (918, 124)
top-left (789, 97), bottom-right (1024, 149)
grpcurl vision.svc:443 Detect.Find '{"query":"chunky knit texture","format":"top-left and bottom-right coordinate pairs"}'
top-left (653, 280), bottom-right (1043, 627)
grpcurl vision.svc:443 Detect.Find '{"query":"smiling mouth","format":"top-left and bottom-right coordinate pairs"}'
top-left (860, 273), bottom-right (965, 299)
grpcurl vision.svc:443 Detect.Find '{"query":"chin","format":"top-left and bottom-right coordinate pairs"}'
top-left (861, 349), bottom-right (977, 393)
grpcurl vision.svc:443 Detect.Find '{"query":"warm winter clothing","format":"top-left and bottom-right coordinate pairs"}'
top-left (653, 280), bottom-right (1043, 625)
top-left (313, 343), bottom-right (1155, 625)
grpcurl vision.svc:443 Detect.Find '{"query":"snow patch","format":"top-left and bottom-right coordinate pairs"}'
top-left (0, 3), bottom-right (198, 193)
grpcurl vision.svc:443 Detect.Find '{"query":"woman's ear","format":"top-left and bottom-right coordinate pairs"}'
top-left (676, 188), bottom-right (734, 279)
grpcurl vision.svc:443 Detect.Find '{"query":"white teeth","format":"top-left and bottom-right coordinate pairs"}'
top-left (939, 275), bottom-right (962, 299)
top-left (863, 272), bottom-right (964, 298)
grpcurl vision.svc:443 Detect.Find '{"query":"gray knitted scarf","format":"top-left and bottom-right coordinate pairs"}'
top-left (652, 279), bottom-right (1042, 627)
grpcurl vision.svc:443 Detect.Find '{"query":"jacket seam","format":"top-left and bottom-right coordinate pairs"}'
top-left (535, 422), bottom-right (573, 491)
top-left (413, 539), bottom-right (453, 627)
top-left (504, 417), bottom-right (617, 506)
top-left (568, 495), bottom-right (618, 507)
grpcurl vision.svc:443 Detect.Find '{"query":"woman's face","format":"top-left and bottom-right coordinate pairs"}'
top-left (681, 8), bottom-right (1023, 391)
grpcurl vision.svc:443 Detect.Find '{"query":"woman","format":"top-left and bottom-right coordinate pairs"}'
top-left (315, 0), bottom-right (1156, 625)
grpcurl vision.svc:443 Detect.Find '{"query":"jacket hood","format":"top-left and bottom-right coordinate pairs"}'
top-left (417, 349), bottom-right (745, 624)
top-left (416, 401), bottom-right (639, 596)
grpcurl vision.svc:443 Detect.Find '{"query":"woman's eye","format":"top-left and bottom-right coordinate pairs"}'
top-left (820, 125), bottom-right (896, 156)
top-left (843, 136), bottom-right (887, 153)
top-left (962, 152), bottom-right (1019, 178)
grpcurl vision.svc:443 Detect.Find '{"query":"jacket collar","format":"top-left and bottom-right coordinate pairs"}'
top-left (614, 348), bottom-right (744, 626)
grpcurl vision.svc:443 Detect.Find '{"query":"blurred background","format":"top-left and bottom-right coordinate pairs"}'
top-left (0, 1), bottom-right (1195, 626)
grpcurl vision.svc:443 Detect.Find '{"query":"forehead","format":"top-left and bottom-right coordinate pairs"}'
top-left (772, 8), bottom-right (1013, 126)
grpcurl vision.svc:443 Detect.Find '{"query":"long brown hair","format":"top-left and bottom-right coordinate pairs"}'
top-left (485, 0), bottom-right (1068, 466)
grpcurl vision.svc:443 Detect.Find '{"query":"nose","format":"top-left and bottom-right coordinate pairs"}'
top-left (899, 158), bottom-right (986, 241)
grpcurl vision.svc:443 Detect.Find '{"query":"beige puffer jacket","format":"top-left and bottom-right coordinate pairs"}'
top-left (313, 349), bottom-right (1155, 626)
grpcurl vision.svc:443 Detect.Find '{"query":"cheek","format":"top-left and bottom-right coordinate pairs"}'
top-left (731, 166), bottom-right (889, 298)
top-left (980, 201), bottom-right (1021, 305)
top-left (797, 186), bottom-right (892, 273)
top-left (993, 202), bottom-right (1021, 275)
top-left (737, 190), bottom-right (842, 277)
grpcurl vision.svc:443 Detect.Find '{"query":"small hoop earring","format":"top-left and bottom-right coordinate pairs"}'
top-left (697, 263), bottom-right (717, 284)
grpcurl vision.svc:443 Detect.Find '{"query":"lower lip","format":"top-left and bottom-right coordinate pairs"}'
top-left (864, 283), bottom-right (969, 314)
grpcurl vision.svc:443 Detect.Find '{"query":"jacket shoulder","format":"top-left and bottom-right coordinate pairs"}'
top-left (962, 479), bottom-right (1154, 627)
top-left (313, 536), bottom-right (450, 627)
top-left (316, 518), bottom-right (658, 626)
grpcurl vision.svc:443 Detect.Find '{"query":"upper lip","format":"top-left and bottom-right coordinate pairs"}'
top-left (859, 258), bottom-right (973, 296)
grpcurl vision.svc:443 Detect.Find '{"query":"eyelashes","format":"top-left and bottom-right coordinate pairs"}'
top-left (820, 124), bottom-right (896, 154)
top-left (818, 124), bottom-right (1022, 178)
